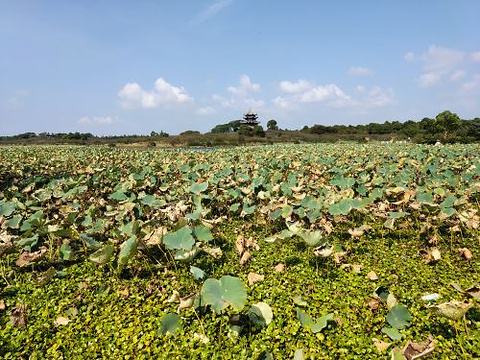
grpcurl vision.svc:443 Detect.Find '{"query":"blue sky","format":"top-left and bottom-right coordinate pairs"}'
top-left (1, 0), bottom-right (480, 135)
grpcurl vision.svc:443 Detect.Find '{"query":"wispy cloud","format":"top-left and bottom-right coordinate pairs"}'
top-left (7, 90), bottom-right (28, 108)
top-left (348, 66), bottom-right (373, 76)
top-left (191, 0), bottom-right (234, 25)
top-left (78, 116), bottom-right (116, 125)
top-left (213, 74), bottom-right (264, 109)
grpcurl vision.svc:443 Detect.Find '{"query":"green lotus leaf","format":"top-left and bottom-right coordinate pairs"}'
top-left (192, 226), bottom-right (213, 242)
top-left (89, 244), bottom-right (115, 265)
top-left (248, 302), bottom-right (273, 327)
top-left (200, 276), bottom-right (246, 312)
top-left (60, 241), bottom-right (73, 261)
top-left (0, 201), bottom-right (16, 216)
top-left (386, 304), bottom-right (412, 329)
top-left (159, 313), bottom-right (182, 335)
top-left (381, 327), bottom-right (403, 341)
top-left (296, 308), bottom-right (333, 333)
top-left (117, 236), bottom-right (138, 270)
top-left (190, 181), bottom-right (208, 194)
top-left (190, 266), bottom-right (206, 280)
top-left (298, 230), bottom-right (325, 247)
top-left (163, 227), bottom-right (195, 251)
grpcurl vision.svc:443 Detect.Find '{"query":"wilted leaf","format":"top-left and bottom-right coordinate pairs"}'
top-left (16, 246), bottom-right (47, 267)
top-left (274, 262), bottom-right (285, 272)
top-left (431, 248), bottom-right (441, 261)
top-left (314, 245), bottom-right (333, 257)
top-left (247, 272), bottom-right (264, 285)
top-left (239, 251), bottom-right (251, 265)
top-left (10, 305), bottom-right (27, 328)
top-left (248, 302), bottom-right (273, 326)
top-left (0, 300), bottom-right (5, 311)
top-left (178, 293), bottom-right (196, 312)
top-left (167, 290), bottom-right (180, 303)
top-left (386, 294), bottom-right (398, 311)
top-left (431, 300), bottom-right (473, 321)
top-left (235, 235), bottom-right (245, 255)
top-left (37, 267), bottom-right (57, 286)
top-left (372, 337), bottom-right (392, 352)
top-left (402, 334), bottom-right (435, 360)
top-left (366, 271), bottom-right (378, 281)
top-left (55, 316), bottom-right (71, 327)
top-left (193, 332), bottom-right (209, 344)
top-left (159, 313), bottom-right (181, 335)
top-left (465, 285), bottom-right (480, 300)
top-left (458, 248), bottom-right (472, 261)
top-left (348, 228), bottom-right (364, 237)
top-left (368, 298), bottom-right (381, 311)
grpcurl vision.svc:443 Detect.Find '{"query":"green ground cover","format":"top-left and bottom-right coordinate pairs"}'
top-left (0, 143), bottom-right (479, 359)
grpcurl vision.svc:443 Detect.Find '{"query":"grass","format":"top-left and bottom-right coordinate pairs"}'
top-left (1, 219), bottom-right (478, 359)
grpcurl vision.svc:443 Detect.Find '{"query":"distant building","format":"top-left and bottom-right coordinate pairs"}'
top-left (240, 110), bottom-right (260, 127)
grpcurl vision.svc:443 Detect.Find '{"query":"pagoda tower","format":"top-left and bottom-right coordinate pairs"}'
top-left (241, 110), bottom-right (260, 127)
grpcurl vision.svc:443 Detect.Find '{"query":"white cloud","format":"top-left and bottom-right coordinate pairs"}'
top-left (272, 96), bottom-right (292, 109)
top-left (462, 74), bottom-right (480, 91)
top-left (227, 74), bottom-right (260, 96)
top-left (274, 79), bottom-right (394, 110)
top-left (279, 79), bottom-right (312, 93)
top-left (78, 116), bottom-right (115, 125)
top-left (191, 0), bottom-right (233, 25)
top-left (450, 70), bottom-right (466, 82)
top-left (213, 74), bottom-right (264, 110)
top-left (362, 86), bottom-right (395, 108)
top-left (118, 77), bottom-right (193, 109)
top-left (355, 85), bottom-right (366, 93)
top-left (404, 52), bottom-right (415, 62)
top-left (196, 106), bottom-right (216, 115)
top-left (405, 45), bottom-right (480, 88)
top-left (418, 72), bottom-right (442, 87)
top-left (300, 84), bottom-right (351, 105)
top-left (348, 66), bottom-right (373, 76)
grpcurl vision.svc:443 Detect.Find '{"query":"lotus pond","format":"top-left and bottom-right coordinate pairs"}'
top-left (0, 143), bottom-right (479, 359)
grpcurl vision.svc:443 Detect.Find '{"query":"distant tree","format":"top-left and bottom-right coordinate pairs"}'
top-left (253, 125), bottom-right (266, 137)
top-left (267, 119), bottom-right (278, 130)
top-left (433, 110), bottom-right (462, 141)
top-left (179, 130), bottom-right (201, 136)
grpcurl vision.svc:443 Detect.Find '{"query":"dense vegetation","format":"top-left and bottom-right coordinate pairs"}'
top-left (2, 111), bottom-right (479, 147)
top-left (0, 143), bottom-right (478, 358)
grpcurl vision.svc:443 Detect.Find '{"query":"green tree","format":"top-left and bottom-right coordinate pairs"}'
top-left (267, 119), bottom-right (278, 130)
top-left (433, 110), bottom-right (462, 142)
